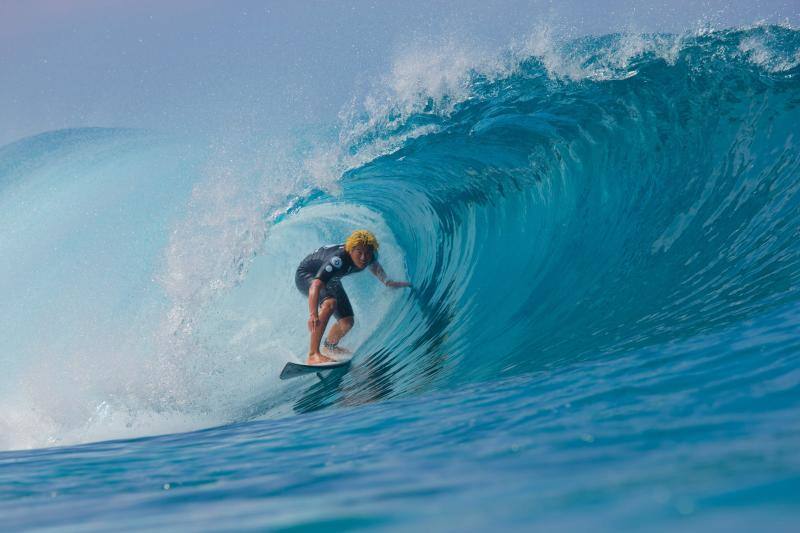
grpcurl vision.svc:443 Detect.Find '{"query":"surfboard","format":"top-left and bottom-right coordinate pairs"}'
top-left (279, 358), bottom-right (352, 380)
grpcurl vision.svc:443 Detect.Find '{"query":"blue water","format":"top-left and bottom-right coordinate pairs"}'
top-left (2, 26), bottom-right (800, 530)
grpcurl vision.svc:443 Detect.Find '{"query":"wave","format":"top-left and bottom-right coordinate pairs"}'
top-left (1, 25), bottom-right (799, 450)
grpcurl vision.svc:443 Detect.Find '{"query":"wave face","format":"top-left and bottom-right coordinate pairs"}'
top-left (1, 25), bottom-right (800, 459)
top-left (328, 25), bottom-right (800, 387)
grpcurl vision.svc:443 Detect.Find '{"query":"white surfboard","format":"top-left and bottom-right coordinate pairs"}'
top-left (279, 358), bottom-right (352, 380)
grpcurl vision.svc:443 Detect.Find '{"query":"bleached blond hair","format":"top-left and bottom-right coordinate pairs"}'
top-left (345, 229), bottom-right (379, 252)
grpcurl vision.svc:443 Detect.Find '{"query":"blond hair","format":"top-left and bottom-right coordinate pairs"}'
top-left (345, 229), bottom-right (379, 252)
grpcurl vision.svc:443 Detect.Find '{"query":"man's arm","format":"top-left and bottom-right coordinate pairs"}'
top-left (369, 261), bottom-right (411, 288)
top-left (308, 279), bottom-right (324, 331)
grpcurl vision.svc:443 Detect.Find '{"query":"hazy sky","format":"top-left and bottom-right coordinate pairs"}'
top-left (1, 0), bottom-right (798, 146)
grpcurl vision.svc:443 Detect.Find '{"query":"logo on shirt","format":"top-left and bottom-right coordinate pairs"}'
top-left (325, 265), bottom-right (333, 272)
top-left (331, 257), bottom-right (342, 269)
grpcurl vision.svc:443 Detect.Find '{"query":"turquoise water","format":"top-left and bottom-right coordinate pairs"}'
top-left (2, 26), bottom-right (800, 530)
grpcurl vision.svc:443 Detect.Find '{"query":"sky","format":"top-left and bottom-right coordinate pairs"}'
top-left (1, 0), bottom-right (798, 146)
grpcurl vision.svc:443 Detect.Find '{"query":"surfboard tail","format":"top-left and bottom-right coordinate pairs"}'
top-left (279, 360), bottom-right (351, 380)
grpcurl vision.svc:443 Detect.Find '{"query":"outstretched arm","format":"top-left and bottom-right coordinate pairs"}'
top-left (370, 260), bottom-right (411, 288)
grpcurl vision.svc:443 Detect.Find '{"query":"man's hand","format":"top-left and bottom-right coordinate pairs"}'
top-left (386, 280), bottom-right (411, 288)
top-left (308, 313), bottom-right (320, 332)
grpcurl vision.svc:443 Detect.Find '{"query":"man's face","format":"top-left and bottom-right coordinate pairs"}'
top-left (349, 245), bottom-right (373, 269)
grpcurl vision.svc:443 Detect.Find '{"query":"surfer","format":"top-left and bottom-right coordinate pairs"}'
top-left (295, 229), bottom-right (411, 365)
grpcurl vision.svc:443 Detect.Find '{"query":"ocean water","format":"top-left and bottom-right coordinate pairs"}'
top-left (2, 25), bottom-right (800, 530)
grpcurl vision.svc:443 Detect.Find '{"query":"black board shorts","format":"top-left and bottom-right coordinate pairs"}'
top-left (295, 270), bottom-right (354, 320)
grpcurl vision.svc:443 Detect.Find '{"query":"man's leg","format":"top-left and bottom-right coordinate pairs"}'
top-left (326, 316), bottom-right (354, 346)
top-left (323, 282), bottom-right (354, 353)
top-left (308, 298), bottom-right (336, 364)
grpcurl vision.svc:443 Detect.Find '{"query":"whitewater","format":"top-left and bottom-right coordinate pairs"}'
top-left (1, 24), bottom-right (799, 530)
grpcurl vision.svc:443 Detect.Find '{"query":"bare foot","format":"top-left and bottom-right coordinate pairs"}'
top-left (323, 345), bottom-right (352, 358)
top-left (307, 352), bottom-right (336, 365)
